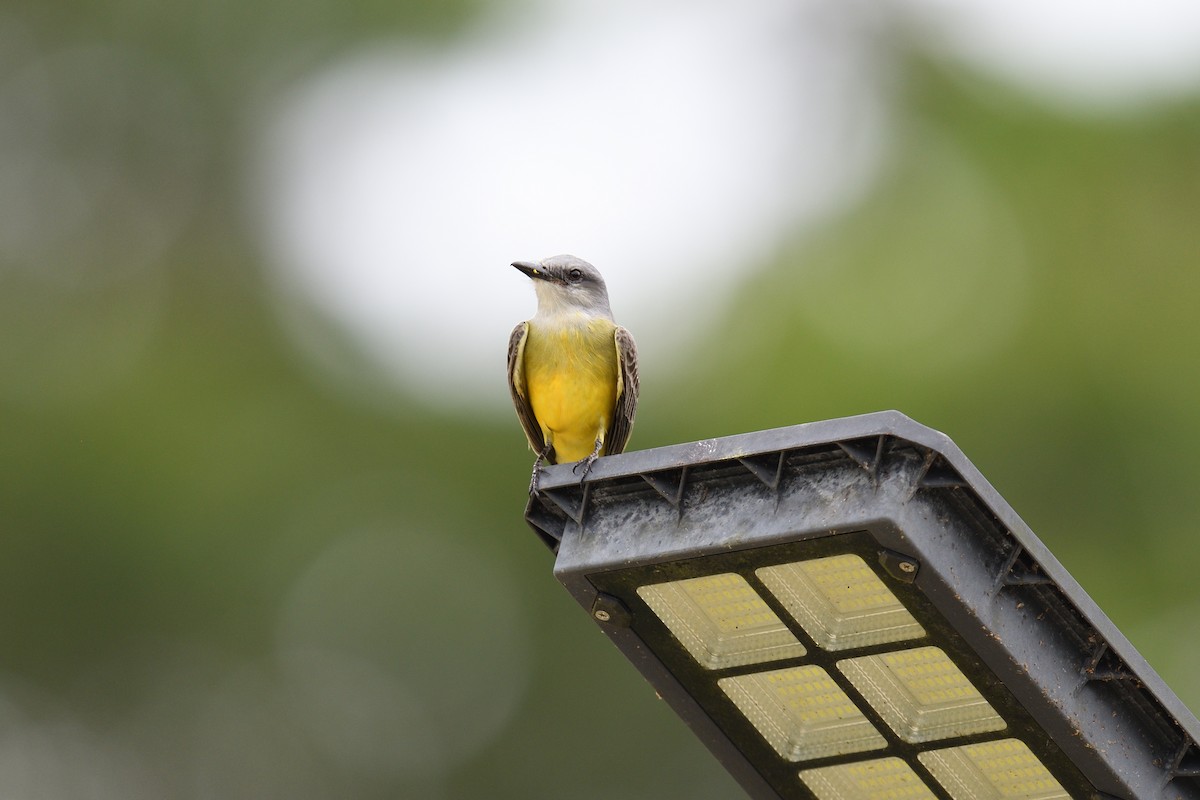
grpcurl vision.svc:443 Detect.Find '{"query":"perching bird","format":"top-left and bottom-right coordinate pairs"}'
top-left (508, 255), bottom-right (639, 492)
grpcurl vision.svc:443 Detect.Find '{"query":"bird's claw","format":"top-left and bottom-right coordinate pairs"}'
top-left (528, 446), bottom-right (554, 495)
top-left (572, 438), bottom-right (604, 484)
top-left (572, 454), bottom-right (599, 484)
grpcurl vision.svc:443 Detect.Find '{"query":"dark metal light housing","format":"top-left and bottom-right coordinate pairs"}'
top-left (524, 412), bottom-right (1200, 800)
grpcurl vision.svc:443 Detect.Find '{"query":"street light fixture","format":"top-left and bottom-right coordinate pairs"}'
top-left (524, 412), bottom-right (1200, 800)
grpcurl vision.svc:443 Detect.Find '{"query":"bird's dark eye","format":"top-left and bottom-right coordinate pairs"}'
top-left (568, 268), bottom-right (583, 282)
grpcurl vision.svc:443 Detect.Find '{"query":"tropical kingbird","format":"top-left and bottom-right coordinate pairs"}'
top-left (508, 255), bottom-right (639, 492)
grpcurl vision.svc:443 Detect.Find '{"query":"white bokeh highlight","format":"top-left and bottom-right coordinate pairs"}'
top-left (254, 0), bottom-right (886, 410)
top-left (893, 0), bottom-right (1200, 110)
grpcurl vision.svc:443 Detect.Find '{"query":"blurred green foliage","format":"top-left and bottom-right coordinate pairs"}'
top-left (1, 1), bottom-right (1198, 797)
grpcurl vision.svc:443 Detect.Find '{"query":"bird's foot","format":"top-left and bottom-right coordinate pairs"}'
top-left (528, 445), bottom-right (554, 496)
top-left (572, 438), bottom-right (604, 484)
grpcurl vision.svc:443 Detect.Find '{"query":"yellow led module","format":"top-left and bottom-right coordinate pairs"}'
top-left (637, 573), bottom-right (806, 669)
top-left (718, 665), bottom-right (886, 761)
top-left (800, 757), bottom-right (939, 800)
top-left (838, 646), bottom-right (1006, 743)
top-left (757, 554), bottom-right (925, 651)
top-left (919, 739), bottom-right (1070, 800)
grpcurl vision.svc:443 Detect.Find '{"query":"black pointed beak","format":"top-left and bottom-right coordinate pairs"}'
top-left (512, 261), bottom-right (543, 280)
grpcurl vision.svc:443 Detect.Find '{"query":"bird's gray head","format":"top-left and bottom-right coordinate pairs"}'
top-left (512, 254), bottom-right (613, 318)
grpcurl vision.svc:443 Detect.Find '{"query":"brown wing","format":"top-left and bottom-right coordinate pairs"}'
top-left (604, 326), bottom-right (639, 455)
top-left (507, 322), bottom-right (546, 455)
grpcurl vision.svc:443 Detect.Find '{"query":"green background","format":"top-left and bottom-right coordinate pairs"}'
top-left (2, 2), bottom-right (1198, 797)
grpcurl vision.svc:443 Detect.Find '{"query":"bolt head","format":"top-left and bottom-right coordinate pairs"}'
top-left (589, 593), bottom-right (632, 627)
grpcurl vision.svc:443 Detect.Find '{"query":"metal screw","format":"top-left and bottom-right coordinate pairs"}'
top-left (878, 550), bottom-right (919, 583)
top-left (590, 593), bottom-right (632, 627)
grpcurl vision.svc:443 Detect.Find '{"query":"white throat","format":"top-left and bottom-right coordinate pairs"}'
top-left (532, 281), bottom-right (612, 323)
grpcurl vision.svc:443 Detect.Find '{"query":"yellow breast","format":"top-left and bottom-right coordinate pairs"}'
top-left (524, 318), bottom-right (618, 463)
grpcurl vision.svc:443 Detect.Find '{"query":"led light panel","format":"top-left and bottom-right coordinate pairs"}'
top-left (537, 415), bottom-right (1200, 800)
top-left (839, 646), bottom-right (1006, 743)
top-left (919, 739), bottom-right (1070, 800)
top-left (757, 554), bottom-right (925, 651)
top-left (637, 573), bottom-right (807, 669)
top-left (800, 757), bottom-right (939, 800)
top-left (718, 665), bottom-right (887, 761)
